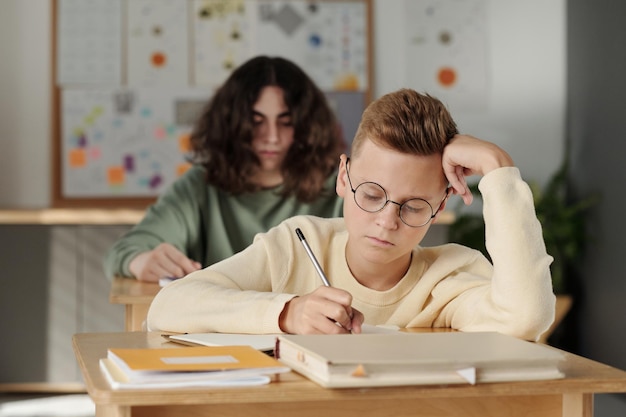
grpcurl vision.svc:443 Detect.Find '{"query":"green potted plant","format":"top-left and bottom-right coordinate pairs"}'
top-left (447, 162), bottom-right (600, 343)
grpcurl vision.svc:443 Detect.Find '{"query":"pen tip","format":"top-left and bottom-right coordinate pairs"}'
top-left (295, 228), bottom-right (304, 241)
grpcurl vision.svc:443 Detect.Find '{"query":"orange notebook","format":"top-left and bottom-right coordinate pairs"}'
top-left (101, 345), bottom-right (290, 389)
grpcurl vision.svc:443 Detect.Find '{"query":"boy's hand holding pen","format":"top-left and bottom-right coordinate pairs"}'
top-left (276, 229), bottom-right (363, 335)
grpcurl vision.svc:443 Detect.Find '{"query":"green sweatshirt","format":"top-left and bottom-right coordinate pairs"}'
top-left (103, 165), bottom-right (343, 279)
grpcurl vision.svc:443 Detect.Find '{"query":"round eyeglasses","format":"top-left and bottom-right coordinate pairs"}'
top-left (345, 158), bottom-right (450, 228)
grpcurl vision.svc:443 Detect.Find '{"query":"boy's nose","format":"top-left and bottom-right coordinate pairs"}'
top-left (375, 202), bottom-right (400, 230)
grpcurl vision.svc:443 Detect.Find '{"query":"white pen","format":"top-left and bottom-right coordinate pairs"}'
top-left (295, 228), bottom-right (331, 287)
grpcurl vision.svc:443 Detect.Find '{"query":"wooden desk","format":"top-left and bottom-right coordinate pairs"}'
top-left (109, 278), bottom-right (161, 331)
top-left (73, 331), bottom-right (626, 417)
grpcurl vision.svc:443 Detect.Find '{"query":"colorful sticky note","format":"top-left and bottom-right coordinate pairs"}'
top-left (69, 148), bottom-right (87, 168)
top-left (149, 174), bottom-right (163, 189)
top-left (178, 133), bottom-right (191, 153)
top-left (124, 155), bottom-right (135, 172)
top-left (166, 124), bottom-right (177, 136)
top-left (154, 126), bottom-right (167, 140)
top-left (333, 73), bottom-right (360, 91)
top-left (108, 166), bottom-right (125, 185)
top-left (89, 146), bottom-right (102, 160)
top-left (177, 162), bottom-right (192, 177)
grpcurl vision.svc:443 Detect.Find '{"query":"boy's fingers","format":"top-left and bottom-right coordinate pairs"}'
top-left (445, 164), bottom-right (473, 206)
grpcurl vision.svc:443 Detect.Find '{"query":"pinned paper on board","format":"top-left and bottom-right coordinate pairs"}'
top-left (253, 0), bottom-right (368, 92)
top-left (405, 0), bottom-right (489, 112)
top-left (61, 88), bottom-right (210, 197)
top-left (53, 0), bottom-right (372, 203)
top-left (193, 0), bottom-right (253, 87)
top-left (126, 0), bottom-right (189, 86)
top-left (193, 0), bottom-right (368, 91)
top-left (56, 0), bottom-right (122, 85)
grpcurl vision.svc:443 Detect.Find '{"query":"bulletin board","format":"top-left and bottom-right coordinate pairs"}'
top-left (51, 0), bottom-right (373, 208)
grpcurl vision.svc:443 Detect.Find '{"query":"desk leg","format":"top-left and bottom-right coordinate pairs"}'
top-left (563, 393), bottom-right (593, 417)
top-left (96, 404), bottom-right (130, 417)
top-left (125, 304), bottom-right (149, 331)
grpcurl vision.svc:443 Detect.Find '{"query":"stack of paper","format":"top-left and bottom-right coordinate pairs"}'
top-left (100, 345), bottom-right (290, 389)
top-left (163, 325), bottom-right (400, 354)
top-left (165, 333), bottom-right (280, 353)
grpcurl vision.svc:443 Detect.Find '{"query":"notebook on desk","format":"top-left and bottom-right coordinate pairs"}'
top-left (276, 331), bottom-right (565, 388)
top-left (100, 345), bottom-right (290, 389)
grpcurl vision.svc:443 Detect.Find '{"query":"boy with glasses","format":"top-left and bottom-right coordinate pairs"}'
top-left (148, 89), bottom-right (556, 342)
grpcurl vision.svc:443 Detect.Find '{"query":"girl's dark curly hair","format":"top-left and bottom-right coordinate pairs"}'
top-left (190, 56), bottom-right (345, 203)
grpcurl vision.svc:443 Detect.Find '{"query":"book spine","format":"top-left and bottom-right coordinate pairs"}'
top-left (276, 338), bottom-right (328, 379)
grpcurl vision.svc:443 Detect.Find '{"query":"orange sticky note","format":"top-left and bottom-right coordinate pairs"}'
top-left (69, 149), bottom-right (87, 168)
top-left (177, 162), bottom-right (192, 177)
top-left (108, 166), bottom-right (125, 185)
top-left (178, 133), bottom-right (191, 153)
top-left (333, 73), bottom-right (360, 91)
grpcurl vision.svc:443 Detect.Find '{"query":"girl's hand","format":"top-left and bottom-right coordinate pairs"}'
top-left (129, 243), bottom-right (202, 282)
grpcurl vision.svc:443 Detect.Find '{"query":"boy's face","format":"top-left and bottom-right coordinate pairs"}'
top-left (336, 139), bottom-right (449, 280)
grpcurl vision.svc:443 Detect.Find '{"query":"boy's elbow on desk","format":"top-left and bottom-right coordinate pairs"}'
top-left (456, 293), bottom-right (557, 342)
top-left (145, 278), bottom-right (191, 332)
top-left (497, 294), bottom-right (557, 341)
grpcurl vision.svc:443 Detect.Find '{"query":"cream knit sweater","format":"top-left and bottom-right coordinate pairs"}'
top-left (148, 167), bottom-right (555, 341)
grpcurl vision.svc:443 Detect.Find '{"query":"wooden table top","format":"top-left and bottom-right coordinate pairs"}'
top-left (109, 277), bottom-right (162, 305)
top-left (73, 331), bottom-right (626, 408)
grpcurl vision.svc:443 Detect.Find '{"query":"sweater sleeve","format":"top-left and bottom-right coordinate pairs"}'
top-left (146, 216), bottom-right (343, 334)
top-left (146, 251), bottom-right (296, 334)
top-left (102, 166), bottom-right (206, 279)
top-left (146, 217), bottom-right (300, 334)
top-left (443, 167), bottom-right (556, 341)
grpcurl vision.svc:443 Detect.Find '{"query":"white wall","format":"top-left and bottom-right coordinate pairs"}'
top-left (0, 0), bottom-right (51, 207)
top-left (374, 0), bottom-right (566, 187)
top-left (0, 0), bottom-right (565, 208)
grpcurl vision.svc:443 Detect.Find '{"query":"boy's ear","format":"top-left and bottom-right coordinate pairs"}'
top-left (336, 155), bottom-right (349, 197)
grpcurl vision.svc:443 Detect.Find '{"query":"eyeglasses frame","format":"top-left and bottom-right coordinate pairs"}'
top-left (345, 157), bottom-right (451, 228)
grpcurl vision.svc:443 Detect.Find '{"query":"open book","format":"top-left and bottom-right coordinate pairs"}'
top-left (276, 331), bottom-right (565, 388)
top-left (100, 345), bottom-right (290, 389)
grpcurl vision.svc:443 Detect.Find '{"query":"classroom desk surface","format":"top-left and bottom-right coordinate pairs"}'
top-left (73, 331), bottom-right (626, 417)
